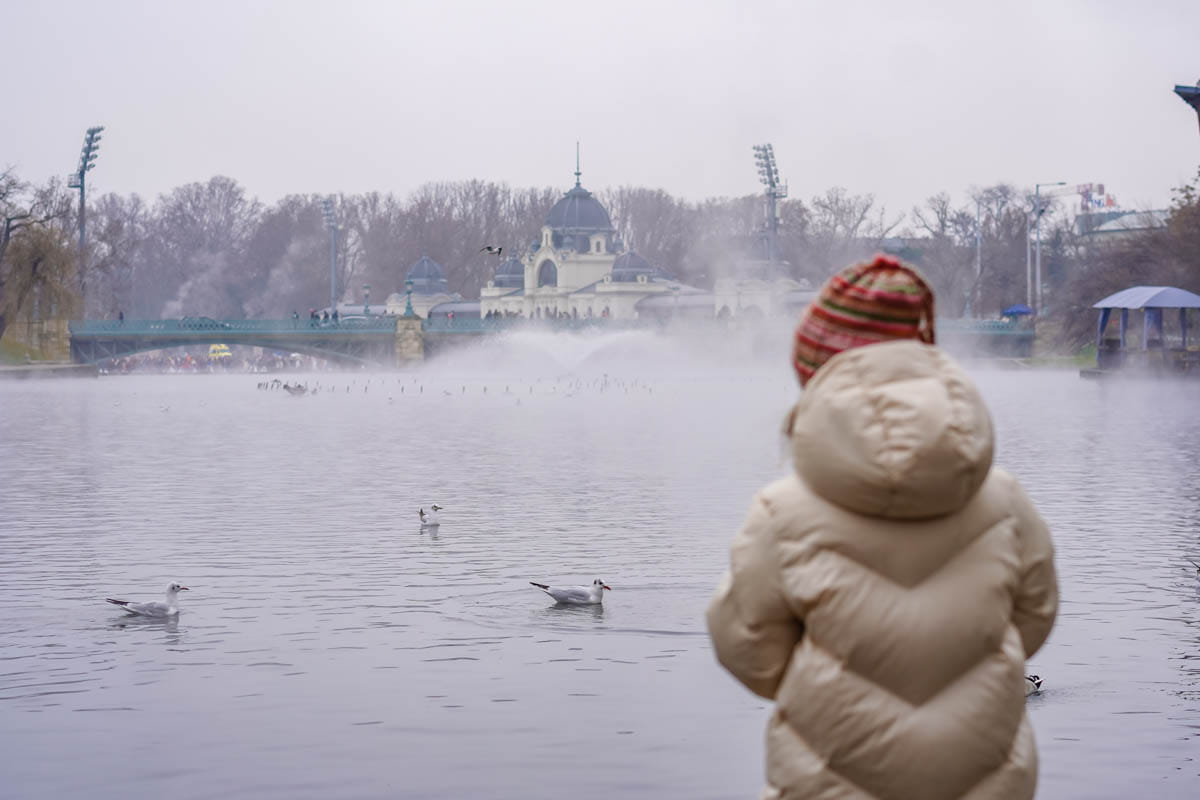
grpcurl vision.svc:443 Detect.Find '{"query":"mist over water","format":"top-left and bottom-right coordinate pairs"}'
top-left (1, 331), bottom-right (1198, 799)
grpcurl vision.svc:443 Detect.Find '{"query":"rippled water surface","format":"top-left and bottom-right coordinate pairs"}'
top-left (2, 331), bottom-right (1198, 799)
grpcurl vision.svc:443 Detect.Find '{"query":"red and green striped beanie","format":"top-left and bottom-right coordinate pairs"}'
top-left (792, 254), bottom-right (936, 386)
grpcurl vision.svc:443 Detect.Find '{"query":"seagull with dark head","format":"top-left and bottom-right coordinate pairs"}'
top-left (106, 582), bottom-right (189, 618)
top-left (529, 578), bottom-right (611, 606)
top-left (479, 246), bottom-right (503, 256)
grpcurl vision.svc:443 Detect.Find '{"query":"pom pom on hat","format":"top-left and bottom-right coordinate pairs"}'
top-left (792, 254), bottom-right (936, 386)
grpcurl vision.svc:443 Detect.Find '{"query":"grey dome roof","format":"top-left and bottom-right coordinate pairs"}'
top-left (611, 251), bottom-right (652, 281)
top-left (545, 184), bottom-right (612, 231)
top-left (406, 255), bottom-right (448, 293)
top-left (494, 257), bottom-right (525, 289)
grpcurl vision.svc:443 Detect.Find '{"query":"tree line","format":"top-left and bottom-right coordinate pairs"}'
top-left (3, 165), bottom-right (1198, 350)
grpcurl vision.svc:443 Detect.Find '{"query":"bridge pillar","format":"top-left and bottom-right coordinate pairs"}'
top-left (394, 317), bottom-right (424, 366)
top-left (5, 318), bottom-right (72, 361)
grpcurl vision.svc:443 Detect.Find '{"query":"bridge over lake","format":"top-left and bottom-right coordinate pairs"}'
top-left (68, 317), bottom-right (423, 366)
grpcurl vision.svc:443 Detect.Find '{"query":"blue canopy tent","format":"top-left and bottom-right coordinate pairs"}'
top-left (1092, 286), bottom-right (1200, 369)
top-left (1002, 303), bottom-right (1035, 317)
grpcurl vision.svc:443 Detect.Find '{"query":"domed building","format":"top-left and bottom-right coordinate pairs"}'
top-left (492, 257), bottom-right (525, 289)
top-left (480, 162), bottom-right (691, 320)
top-left (385, 254), bottom-right (460, 319)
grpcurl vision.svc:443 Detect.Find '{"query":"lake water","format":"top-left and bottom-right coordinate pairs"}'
top-left (1, 328), bottom-right (1198, 799)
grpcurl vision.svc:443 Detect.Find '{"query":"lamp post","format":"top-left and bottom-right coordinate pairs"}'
top-left (363, 284), bottom-right (371, 316)
top-left (67, 125), bottom-right (104, 311)
top-left (1175, 82), bottom-right (1200, 136)
top-left (973, 198), bottom-right (982, 317)
top-left (1034, 182), bottom-right (1065, 312)
top-left (1025, 211), bottom-right (1034, 308)
top-left (403, 279), bottom-right (415, 317)
top-left (320, 197), bottom-right (337, 314)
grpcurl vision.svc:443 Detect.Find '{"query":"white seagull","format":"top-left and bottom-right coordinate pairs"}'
top-left (419, 508), bottom-right (439, 527)
top-left (431, 504), bottom-right (443, 512)
top-left (530, 578), bottom-right (611, 605)
top-left (1024, 674), bottom-right (1043, 697)
top-left (106, 582), bottom-right (189, 618)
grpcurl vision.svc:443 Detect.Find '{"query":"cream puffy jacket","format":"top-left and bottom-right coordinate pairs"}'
top-left (707, 341), bottom-right (1057, 800)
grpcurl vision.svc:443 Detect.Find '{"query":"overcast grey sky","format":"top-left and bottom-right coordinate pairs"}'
top-left (3, 0), bottom-right (1197, 216)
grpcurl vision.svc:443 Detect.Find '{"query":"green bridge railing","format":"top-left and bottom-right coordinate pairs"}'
top-left (70, 317), bottom-right (400, 335)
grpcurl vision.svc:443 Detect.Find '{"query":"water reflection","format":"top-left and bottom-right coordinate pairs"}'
top-left (533, 602), bottom-right (606, 624)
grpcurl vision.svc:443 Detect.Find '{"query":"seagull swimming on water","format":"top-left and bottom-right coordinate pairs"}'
top-left (530, 578), bottom-right (611, 605)
top-left (106, 582), bottom-right (189, 618)
top-left (1024, 674), bottom-right (1043, 696)
top-left (431, 504), bottom-right (443, 512)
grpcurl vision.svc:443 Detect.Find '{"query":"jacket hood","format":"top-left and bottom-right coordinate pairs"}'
top-left (789, 340), bottom-right (994, 520)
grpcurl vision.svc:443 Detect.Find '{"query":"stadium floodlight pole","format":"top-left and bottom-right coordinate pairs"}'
top-left (321, 197), bottom-right (337, 313)
top-left (1034, 182), bottom-right (1065, 313)
top-left (752, 144), bottom-right (787, 265)
top-left (67, 126), bottom-right (104, 308)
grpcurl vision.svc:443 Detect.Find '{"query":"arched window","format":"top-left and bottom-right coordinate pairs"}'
top-left (537, 260), bottom-right (558, 288)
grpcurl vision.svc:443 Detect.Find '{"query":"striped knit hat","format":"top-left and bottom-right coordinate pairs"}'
top-left (792, 254), bottom-right (935, 385)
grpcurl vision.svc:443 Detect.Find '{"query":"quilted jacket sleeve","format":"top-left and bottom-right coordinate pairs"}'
top-left (706, 493), bottom-right (803, 699)
top-left (1009, 478), bottom-right (1058, 657)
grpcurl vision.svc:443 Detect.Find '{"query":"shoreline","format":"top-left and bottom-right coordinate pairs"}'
top-left (0, 363), bottom-right (98, 380)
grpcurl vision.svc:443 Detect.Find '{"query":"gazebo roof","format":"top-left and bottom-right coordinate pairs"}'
top-left (1092, 286), bottom-right (1200, 310)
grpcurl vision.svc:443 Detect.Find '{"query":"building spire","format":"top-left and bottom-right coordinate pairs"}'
top-left (574, 141), bottom-right (581, 188)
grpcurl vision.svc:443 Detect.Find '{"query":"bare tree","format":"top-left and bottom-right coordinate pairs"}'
top-left (801, 187), bottom-right (902, 279)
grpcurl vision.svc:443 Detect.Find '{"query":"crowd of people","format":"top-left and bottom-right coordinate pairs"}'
top-left (479, 307), bottom-right (610, 320)
top-left (100, 349), bottom-right (326, 374)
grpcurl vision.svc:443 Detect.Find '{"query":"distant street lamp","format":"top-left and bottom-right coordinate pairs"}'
top-left (67, 125), bottom-right (104, 309)
top-left (404, 279), bottom-right (415, 317)
top-left (320, 197), bottom-right (337, 314)
top-left (363, 283), bottom-right (371, 316)
top-left (1034, 182), bottom-right (1065, 312)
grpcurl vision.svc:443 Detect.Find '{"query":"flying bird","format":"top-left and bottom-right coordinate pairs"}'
top-left (529, 578), bottom-right (611, 606)
top-left (479, 246), bottom-right (503, 256)
top-left (106, 582), bottom-right (189, 618)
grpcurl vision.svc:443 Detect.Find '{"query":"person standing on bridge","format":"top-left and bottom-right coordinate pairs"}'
top-left (707, 254), bottom-right (1058, 800)
top-left (292, 310), bottom-right (299, 329)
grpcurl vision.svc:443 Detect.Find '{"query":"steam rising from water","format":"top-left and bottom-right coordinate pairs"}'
top-left (424, 323), bottom-right (795, 379)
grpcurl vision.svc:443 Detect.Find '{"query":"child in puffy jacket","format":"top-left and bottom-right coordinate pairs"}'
top-left (707, 255), bottom-right (1057, 800)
